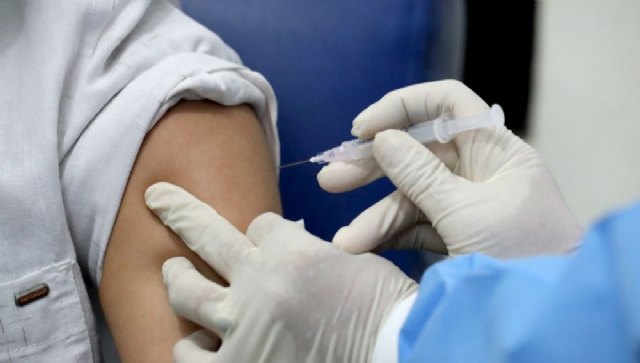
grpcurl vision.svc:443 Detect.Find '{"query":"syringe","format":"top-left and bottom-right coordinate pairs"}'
top-left (280, 104), bottom-right (504, 168)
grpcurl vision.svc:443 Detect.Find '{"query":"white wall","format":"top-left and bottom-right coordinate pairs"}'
top-left (528, 0), bottom-right (640, 226)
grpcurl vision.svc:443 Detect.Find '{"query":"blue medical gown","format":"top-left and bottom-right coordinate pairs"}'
top-left (399, 203), bottom-right (640, 362)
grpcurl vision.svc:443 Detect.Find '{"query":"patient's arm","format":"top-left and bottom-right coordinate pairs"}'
top-left (99, 101), bottom-right (281, 362)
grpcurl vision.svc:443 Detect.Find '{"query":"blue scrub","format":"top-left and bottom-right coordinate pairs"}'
top-left (399, 202), bottom-right (640, 363)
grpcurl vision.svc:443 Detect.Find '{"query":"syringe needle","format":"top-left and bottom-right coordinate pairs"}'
top-left (278, 159), bottom-right (311, 169)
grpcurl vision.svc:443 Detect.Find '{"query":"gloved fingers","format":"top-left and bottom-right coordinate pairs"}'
top-left (317, 159), bottom-right (384, 193)
top-left (332, 190), bottom-right (423, 254)
top-left (245, 212), bottom-right (288, 244)
top-left (316, 138), bottom-right (461, 196)
top-left (379, 223), bottom-right (448, 254)
top-left (163, 257), bottom-right (233, 337)
top-left (246, 211), bottom-right (325, 248)
top-left (318, 81), bottom-right (485, 194)
top-left (373, 130), bottom-right (466, 218)
top-left (145, 182), bottom-right (254, 280)
top-left (352, 80), bottom-right (490, 140)
top-left (173, 330), bottom-right (220, 363)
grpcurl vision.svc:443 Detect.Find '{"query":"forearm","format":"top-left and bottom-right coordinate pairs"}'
top-left (99, 101), bottom-right (280, 362)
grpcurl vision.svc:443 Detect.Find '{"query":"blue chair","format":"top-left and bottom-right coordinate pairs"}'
top-left (182, 0), bottom-right (463, 278)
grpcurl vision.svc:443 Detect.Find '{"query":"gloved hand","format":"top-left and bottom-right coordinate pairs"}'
top-left (318, 80), bottom-right (583, 258)
top-left (145, 182), bottom-right (417, 363)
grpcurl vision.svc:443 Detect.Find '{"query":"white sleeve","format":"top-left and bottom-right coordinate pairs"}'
top-left (58, 0), bottom-right (278, 286)
top-left (372, 292), bottom-right (418, 363)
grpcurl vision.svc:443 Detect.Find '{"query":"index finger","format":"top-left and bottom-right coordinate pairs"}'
top-left (351, 80), bottom-right (489, 140)
top-left (145, 182), bottom-right (253, 280)
top-left (316, 159), bottom-right (384, 193)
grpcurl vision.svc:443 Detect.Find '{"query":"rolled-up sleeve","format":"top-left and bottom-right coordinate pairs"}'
top-left (58, 0), bottom-right (278, 285)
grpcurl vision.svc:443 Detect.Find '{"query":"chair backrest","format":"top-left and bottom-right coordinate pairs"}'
top-left (182, 0), bottom-right (460, 276)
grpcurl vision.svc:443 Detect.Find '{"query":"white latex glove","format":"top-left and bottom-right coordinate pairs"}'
top-left (318, 80), bottom-right (583, 258)
top-left (145, 182), bottom-right (417, 363)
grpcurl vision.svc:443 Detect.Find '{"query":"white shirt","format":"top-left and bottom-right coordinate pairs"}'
top-left (372, 293), bottom-right (417, 363)
top-left (0, 1), bottom-right (277, 361)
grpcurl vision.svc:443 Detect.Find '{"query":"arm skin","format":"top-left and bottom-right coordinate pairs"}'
top-left (99, 101), bottom-right (281, 362)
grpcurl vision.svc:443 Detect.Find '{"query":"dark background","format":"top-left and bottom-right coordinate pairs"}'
top-left (463, 1), bottom-right (536, 136)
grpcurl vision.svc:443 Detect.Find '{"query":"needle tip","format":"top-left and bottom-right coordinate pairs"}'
top-left (278, 160), bottom-right (311, 169)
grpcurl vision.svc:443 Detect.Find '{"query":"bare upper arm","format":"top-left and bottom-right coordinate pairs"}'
top-left (99, 101), bottom-right (281, 362)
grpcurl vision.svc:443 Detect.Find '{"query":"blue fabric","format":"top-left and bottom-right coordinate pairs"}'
top-left (181, 0), bottom-right (433, 242)
top-left (180, 0), bottom-right (453, 277)
top-left (399, 202), bottom-right (640, 363)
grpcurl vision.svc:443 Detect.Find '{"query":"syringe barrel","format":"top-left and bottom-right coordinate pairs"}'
top-left (405, 119), bottom-right (439, 144)
top-left (448, 104), bottom-right (505, 135)
top-left (339, 140), bottom-right (374, 160)
top-left (311, 140), bottom-right (373, 163)
top-left (311, 104), bottom-right (504, 164)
